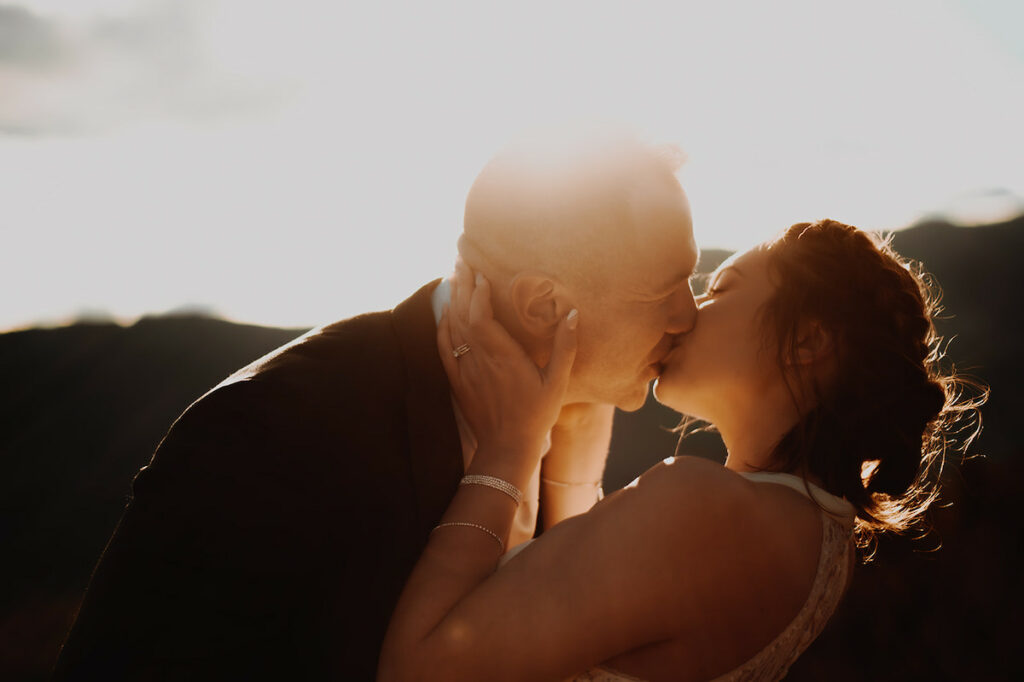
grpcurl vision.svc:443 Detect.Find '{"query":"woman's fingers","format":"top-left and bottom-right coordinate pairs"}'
top-left (450, 268), bottom-right (499, 352)
top-left (437, 307), bottom-right (462, 385)
top-left (468, 272), bottom-right (493, 327)
top-left (453, 256), bottom-right (475, 325)
top-left (543, 309), bottom-right (579, 391)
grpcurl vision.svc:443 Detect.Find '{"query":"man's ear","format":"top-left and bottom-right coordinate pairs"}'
top-left (508, 272), bottom-right (568, 338)
top-left (790, 320), bottom-right (832, 367)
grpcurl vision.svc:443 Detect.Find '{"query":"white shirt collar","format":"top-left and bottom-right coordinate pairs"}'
top-left (430, 277), bottom-right (451, 326)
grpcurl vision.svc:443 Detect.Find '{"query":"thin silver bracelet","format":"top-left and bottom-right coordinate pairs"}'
top-left (460, 474), bottom-right (523, 506)
top-left (541, 476), bottom-right (604, 502)
top-left (540, 476), bottom-right (602, 487)
top-left (432, 521), bottom-right (504, 552)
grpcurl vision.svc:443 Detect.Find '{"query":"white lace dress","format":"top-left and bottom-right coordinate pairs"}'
top-left (550, 472), bottom-right (856, 682)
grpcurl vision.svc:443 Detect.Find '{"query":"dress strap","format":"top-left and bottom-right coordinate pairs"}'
top-left (739, 471), bottom-right (856, 529)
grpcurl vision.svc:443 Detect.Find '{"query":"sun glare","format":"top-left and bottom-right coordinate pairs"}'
top-left (2, 0), bottom-right (1022, 332)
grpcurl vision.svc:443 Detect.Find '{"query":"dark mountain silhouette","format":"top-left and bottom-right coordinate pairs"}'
top-left (0, 317), bottom-right (306, 679)
top-left (1, 217), bottom-right (1019, 680)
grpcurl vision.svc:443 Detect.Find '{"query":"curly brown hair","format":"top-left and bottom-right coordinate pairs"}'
top-left (759, 219), bottom-right (986, 556)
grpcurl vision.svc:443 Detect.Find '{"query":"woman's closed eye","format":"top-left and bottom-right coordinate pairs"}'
top-left (706, 269), bottom-right (740, 296)
top-left (698, 276), bottom-right (733, 304)
top-left (705, 276), bottom-right (730, 296)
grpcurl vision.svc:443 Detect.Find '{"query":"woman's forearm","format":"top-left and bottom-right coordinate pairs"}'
top-left (540, 403), bottom-right (614, 528)
top-left (540, 477), bottom-right (605, 529)
top-left (377, 448), bottom-right (534, 681)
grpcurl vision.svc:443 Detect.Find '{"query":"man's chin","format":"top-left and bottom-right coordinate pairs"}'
top-left (614, 380), bottom-right (653, 413)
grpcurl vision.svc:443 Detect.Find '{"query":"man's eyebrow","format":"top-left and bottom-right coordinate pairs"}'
top-left (645, 251), bottom-right (700, 297)
top-left (653, 268), bottom-right (695, 296)
top-left (671, 253), bottom-right (701, 285)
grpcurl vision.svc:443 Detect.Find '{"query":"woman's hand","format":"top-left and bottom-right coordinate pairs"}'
top-left (438, 259), bottom-right (578, 481)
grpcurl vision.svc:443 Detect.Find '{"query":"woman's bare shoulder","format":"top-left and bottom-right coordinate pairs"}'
top-left (618, 455), bottom-right (822, 567)
top-left (608, 455), bottom-right (757, 517)
top-left (593, 457), bottom-right (821, 631)
top-left (581, 457), bottom-right (773, 596)
top-left (615, 456), bottom-right (820, 526)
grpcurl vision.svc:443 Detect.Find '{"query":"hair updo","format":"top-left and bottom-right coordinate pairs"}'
top-left (760, 219), bottom-right (985, 555)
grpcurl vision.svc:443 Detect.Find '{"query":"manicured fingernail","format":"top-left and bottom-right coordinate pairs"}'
top-left (475, 272), bottom-right (485, 286)
top-left (566, 308), bottom-right (578, 329)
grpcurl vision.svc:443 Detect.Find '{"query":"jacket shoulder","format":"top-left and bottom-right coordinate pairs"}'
top-left (225, 310), bottom-right (398, 388)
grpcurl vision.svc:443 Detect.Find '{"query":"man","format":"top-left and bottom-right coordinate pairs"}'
top-left (54, 130), bottom-right (698, 680)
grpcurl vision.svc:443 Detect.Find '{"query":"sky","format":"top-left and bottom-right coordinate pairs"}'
top-left (2, 0), bottom-right (1023, 331)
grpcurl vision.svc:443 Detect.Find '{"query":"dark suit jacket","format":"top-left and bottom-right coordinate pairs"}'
top-left (53, 281), bottom-right (463, 680)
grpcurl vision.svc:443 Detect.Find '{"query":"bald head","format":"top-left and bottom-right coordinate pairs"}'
top-left (461, 130), bottom-right (686, 289)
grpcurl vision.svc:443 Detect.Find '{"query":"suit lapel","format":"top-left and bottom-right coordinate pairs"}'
top-left (390, 280), bottom-right (463, 538)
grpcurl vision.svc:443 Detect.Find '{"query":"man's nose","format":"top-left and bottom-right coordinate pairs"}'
top-left (666, 289), bottom-right (698, 334)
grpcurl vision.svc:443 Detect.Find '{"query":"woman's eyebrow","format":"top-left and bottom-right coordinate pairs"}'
top-left (712, 264), bottom-right (744, 280)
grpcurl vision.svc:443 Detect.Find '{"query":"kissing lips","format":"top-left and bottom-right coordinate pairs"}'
top-left (654, 341), bottom-right (685, 375)
top-left (650, 337), bottom-right (678, 375)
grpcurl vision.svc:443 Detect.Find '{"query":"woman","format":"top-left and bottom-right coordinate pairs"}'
top-left (378, 219), bottom-right (982, 681)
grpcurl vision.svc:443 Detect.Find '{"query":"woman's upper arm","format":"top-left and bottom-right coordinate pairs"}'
top-left (417, 458), bottom-right (746, 681)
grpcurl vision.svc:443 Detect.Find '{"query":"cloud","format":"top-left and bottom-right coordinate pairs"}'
top-left (0, 5), bottom-right (69, 67)
top-left (0, 1), bottom-right (290, 134)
